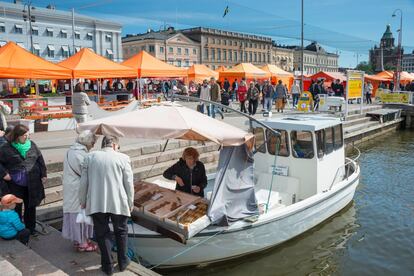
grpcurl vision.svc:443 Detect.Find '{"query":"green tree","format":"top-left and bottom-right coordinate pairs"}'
top-left (355, 62), bottom-right (374, 74)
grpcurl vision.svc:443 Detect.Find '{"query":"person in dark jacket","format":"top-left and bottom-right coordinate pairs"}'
top-left (0, 124), bottom-right (47, 235)
top-left (163, 147), bottom-right (207, 197)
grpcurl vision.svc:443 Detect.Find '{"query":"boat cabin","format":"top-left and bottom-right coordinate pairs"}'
top-left (251, 116), bottom-right (345, 209)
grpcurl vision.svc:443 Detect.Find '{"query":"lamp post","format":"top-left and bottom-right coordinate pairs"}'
top-left (392, 9), bottom-right (402, 91)
top-left (22, 1), bottom-right (35, 54)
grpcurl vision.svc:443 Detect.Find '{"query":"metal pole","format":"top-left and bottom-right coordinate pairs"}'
top-left (300, 0), bottom-right (304, 92)
top-left (72, 8), bottom-right (75, 55)
top-left (393, 9), bottom-right (403, 91)
top-left (27, 4), bottom-right (34, 54)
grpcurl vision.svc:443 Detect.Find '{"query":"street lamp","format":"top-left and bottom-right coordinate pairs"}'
top-left (392, 9), bottom-right (402, 91)
top-left (22, 1), bottom-right (35, 54)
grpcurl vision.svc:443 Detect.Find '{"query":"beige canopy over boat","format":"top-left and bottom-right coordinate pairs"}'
top-left (79, 103), bottom-right (254, 147)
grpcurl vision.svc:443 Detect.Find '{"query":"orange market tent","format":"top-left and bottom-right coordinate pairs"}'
top-left (0, 42), bottom-right (72, 79)
top-left (121, 51), bottom-right (187, 78)
top-left (400, 71), bottom-right (414, 83)
top-left (311, 71), bottom-right (346, 84)
top-left (375, 71), bottom-right (393, 80)
top-left (215, 65), bottom-right (226, 73)
top-left (187, 64), bottom-right (218, 84)
top-left (365, 74), bottom-right (389, 96)
top-left (219, 63), bottom-right (270, 83)
top-left (260, 64), bottom-right (294, 89)
top-left (58, 48), bottom-right (136, 79)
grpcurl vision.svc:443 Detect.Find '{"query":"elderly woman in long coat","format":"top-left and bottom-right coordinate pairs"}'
top-left (62, 130), bottom-right (97, 251)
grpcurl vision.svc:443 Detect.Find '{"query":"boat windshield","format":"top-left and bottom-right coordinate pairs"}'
top-left (291, 131), bottom-right (314, 159)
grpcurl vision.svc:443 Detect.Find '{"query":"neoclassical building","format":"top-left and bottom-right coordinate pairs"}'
top-left (0, 0), bottom-right (123, 61)
top-left (122, 27), bottom-right (199, 67)
top-left (272, 44), bottom-right (294, 72)
top-left (289, 42), bottom-right (339, 74)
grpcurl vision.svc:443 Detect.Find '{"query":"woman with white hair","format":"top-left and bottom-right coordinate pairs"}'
top-left (62, 130), bottom-right (97, 252)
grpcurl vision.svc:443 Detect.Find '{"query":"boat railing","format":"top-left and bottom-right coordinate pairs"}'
top-left (329, 146), bottom-right (360, 190)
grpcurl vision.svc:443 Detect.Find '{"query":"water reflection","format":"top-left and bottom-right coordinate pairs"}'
top-left (166, 202), bottom-right (359, 276)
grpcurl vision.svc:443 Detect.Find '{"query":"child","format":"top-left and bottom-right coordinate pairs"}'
top-left (0, 194), bottom-right (30, 245)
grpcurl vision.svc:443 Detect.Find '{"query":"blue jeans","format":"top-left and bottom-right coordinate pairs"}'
top-left (292, 94), bottom-right (299, 107)
top-left (198, 103), bottom-right (210, 116)
top-left (210, 104), bottom-right (223, 118)
top-left (264, 97), bottom-right (272, 111)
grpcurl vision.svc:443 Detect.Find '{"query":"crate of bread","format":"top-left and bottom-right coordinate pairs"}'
top-left (132, 181), bottom-right (211, 239)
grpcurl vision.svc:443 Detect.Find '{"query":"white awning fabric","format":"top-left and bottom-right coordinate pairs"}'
top-left (75, 46), bottom-right (81, 52)
top-left (47, 45), bottom-right (55, 51)
top-left (17, 42), bottom-right (25, 48)
top-left (74, 30), bottom-right (80, 35)
top-left (46, 27), bottom-right (53, 32)
top-left (61, 45), bottom-right (69, 52)
top-left (87, 32), bottom-right (93, 36)
top-left (0, 41), bottom-right (7, 46)
top-left (106, 49), bottom-right (113, 55)
top-left (61, 29), bottom-right (67, 34)
top-left (31, 26), bottom-right (39, 30)
top-left (15, 24), bottom-right (23, 28)
top-left (0, 22), bottom-right (5, 27)
top-left (33, 44), bottom-right (40, 50)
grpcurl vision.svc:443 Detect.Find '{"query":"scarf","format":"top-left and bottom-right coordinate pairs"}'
top-left (12, 139), bottom-right (31, 158)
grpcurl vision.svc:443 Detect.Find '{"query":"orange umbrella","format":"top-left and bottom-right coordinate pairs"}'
top-left (187, 64), bottom-right (218, 83)
top-left (0, 42), bottom-right (71, 79)
top-left (122, 51), bottom-right (187, 78)
top-left (58, 48), bottom-right (136, 79)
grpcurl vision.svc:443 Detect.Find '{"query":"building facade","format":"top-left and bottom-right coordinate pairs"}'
top-left (369, 24), bottom-right (402, 73)
top-left (272, 43), bottom-right (294, 72)
top-left (122, 27), bottom-right (199, 67)
top-left (180, 27), bottom-right (273, 70)
top-left (289, 42), bottom-right (339, 74)
top-left (402, 51), bottom-right (414, 73)
top-left (0, 1), bottom-right (123, 62)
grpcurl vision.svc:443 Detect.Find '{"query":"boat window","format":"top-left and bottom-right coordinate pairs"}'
top-left (325, 127), bottom-right (334, 154)
top-left (266, 129), bottom-right (289, 157)
top-left (291, 131), bottom-right (314, 159)
top-left (253, 127), bottom-right (266, 153)
top-left (316, 129), bottom-right (325, 158)
top-left (333, 124), bottom-right (343, 150)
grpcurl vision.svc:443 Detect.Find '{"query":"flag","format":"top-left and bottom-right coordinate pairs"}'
top-left (223, 5), bottom-right (229, 18)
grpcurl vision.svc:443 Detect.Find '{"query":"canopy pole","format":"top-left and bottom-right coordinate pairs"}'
top-left (70, 79), bottom-right (74, 95)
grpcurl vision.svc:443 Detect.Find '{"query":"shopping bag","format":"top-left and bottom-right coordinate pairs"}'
top-left (76, 209), bottom-right (94, 225)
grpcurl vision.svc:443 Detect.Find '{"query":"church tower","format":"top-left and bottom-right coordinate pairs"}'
top-left (380, 24), bottom-right (395, 49)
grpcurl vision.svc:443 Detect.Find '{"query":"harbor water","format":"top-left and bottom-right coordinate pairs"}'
top-left (167, 130), bottom-right (414, 275)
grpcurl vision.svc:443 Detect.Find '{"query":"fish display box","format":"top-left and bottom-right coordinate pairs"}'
top-left (132, 181), bottom-right (211, 241)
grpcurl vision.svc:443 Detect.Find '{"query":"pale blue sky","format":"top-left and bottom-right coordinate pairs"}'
top-left (30, 0), bottom-right (414, 67)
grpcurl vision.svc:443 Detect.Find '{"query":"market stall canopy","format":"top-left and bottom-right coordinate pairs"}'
top-left (79, 103), bottom-right (254, 147)
top-left (375, 71), bottom-right (393, 79)
top-left (400, 71), bottom-right (414, 82)
top-left (311, 71), bottom-right (346, 83)
top-left (219, 63), bottom-right (270, 80)
top-left (187, 64), bottom-right (218, 83)
top-left (58, 48), bottom-right (136, 79)
top-left (121, 50), bottom-right (187, 78)
top-left (0, 42), bottom-right (72, 79)
top-left (365, 74), bottom-right (389, 82)
top-left (215, 65), bottom-right (226, 73)
top-left (260, 64), bottom-right (294, 88)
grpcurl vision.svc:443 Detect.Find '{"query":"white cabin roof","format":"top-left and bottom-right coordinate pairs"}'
top-left (256, 115), bottom-right (342, 132)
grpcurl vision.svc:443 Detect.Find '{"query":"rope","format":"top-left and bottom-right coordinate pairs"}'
top-left (149, 227), bottom-right (229, 270)
top-left (265, 138), bottom-right (280, 213)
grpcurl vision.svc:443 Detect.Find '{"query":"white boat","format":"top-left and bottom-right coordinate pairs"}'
top-left (124, 114), bottom-right (360, 268)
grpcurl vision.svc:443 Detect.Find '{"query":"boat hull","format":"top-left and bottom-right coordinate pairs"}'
top-left (127, 170), bottom-right (359, 268)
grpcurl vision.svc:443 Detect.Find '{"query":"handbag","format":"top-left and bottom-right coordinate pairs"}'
top-left (9, 169), bottom-right (28, 187)
top-left (76, 209), bottom-right (94, 225)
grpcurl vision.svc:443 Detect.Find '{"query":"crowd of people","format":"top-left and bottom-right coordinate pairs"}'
top-left (191, 77), bottom-right (289, 116)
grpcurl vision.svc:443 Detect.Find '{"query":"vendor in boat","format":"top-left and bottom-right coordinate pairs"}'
top-left (163, 147), bottom-right (207, 197)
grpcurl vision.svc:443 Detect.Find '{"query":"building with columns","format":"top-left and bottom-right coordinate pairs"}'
top-left (272, 43), bottom-right (294, 72)
top-left (402, 51), bottom-right (414, 73)
top-left (0, 0), bottom-right (123, 62)
top-left (122, 27), bottom-right (199, 67)
top-left (180, 27), bottom-right (273, 70)
top-left (287, 42), bottom-right (339, 74)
